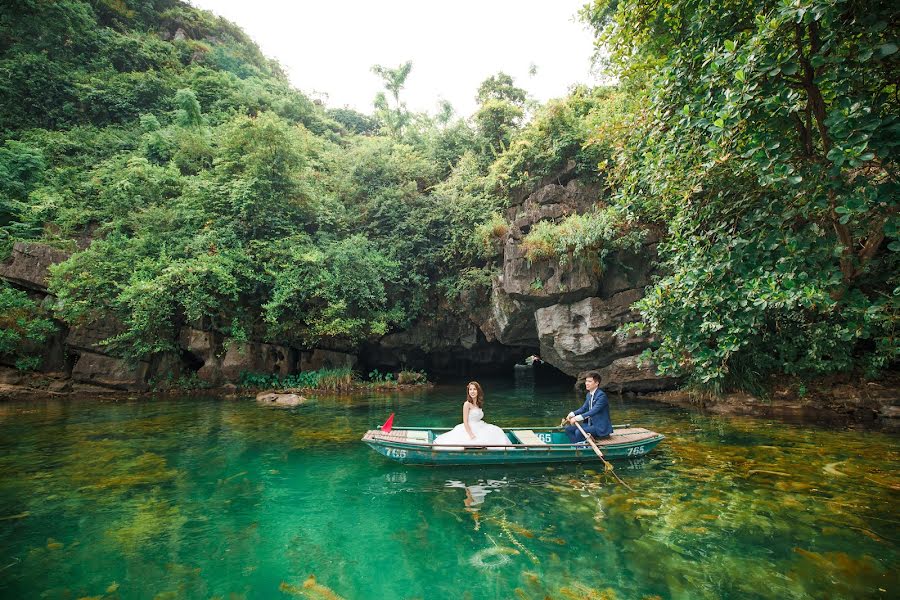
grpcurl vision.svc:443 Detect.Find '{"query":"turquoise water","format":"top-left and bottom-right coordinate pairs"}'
top-left (0, 377), bottom-right (897, 599)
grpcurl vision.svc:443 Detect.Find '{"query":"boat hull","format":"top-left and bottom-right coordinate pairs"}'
top-left (362, 426), bottom-right (664, 466)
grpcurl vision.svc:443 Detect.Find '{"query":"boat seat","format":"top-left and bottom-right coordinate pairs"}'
top-left (595, 428), bottom-right (658, 446)
top-left (515, 430), bottom-right (547, 445)
top-left (406, 430), bottom-right (430, 443)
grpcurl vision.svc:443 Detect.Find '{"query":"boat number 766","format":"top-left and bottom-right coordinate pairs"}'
top-left (386, 448), bottom-right (408, 459)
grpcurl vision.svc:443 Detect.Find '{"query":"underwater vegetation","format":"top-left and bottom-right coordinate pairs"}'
top-left (0, 392), bottom-right (895, 599)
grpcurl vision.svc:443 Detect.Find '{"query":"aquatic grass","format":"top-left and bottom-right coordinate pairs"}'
top-left (239, 367), bottom-right (356, 391)
top-left (397, 370), bottom-right (427, 385)
top-left (0, 388), bottom-right (896, 599)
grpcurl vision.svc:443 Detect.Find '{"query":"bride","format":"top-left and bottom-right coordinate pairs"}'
top-left (433, 381), bottom-right (510, 450)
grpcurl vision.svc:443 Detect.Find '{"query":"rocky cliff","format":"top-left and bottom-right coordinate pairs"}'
top-left (464, 170), bottom-right (676, 391)
top-left (0, 170), bottom-right (673, 392)
top-left (0, 242), bottom-right (317, 393)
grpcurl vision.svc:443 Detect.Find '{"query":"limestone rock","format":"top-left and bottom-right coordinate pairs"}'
top-left (65, 317), bottom-right (127, 352)
top-left (70, 351), bottom-right (149, 391)
top-left (361, 306), bottom-right (530, 375)
top-left (596, 357), bottom-right (678, 393)
top-left (534, 291), bottom-right (649, 375)
top-left (499, 238), bottom-right (597, 301)
top-left (256, 391), bottom-right (305, 406)
top-left (0, 242), bottom-right (70, 291)
top-left (220, 341), bottom-right (295, 381)
top-left (178, 328), bottom-right (298, 384)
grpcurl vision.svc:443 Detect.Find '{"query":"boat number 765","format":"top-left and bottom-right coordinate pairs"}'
top-left (627, 446), bottom-right (646, 457)
top-left (386, 448), bottom-right (408, 459)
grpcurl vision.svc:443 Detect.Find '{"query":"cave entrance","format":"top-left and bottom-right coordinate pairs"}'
top-left (358, 337), bottom-right (574, 384)
top-left (511, 347), bottom-right (574, 385)
top-left (180, 349), bottom-right (205, 374)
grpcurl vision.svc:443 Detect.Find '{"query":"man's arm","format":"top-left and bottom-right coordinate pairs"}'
top-left (574, 391), bottom-right (608, 422)
top-left (569, 397), bottom-right (591, 419)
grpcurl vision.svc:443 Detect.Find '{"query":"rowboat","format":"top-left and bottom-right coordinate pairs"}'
top-left (362, 425), bottom-right (664, 466)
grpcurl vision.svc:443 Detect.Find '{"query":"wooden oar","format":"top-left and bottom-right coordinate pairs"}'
top-left (569, 419), bottom-right (634, 492)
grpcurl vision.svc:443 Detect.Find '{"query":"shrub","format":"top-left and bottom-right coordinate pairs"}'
top-left (397, 370), bottom-right (427, 384)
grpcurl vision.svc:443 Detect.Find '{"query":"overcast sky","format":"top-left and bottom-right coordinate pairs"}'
top-left (188, 0), bottom-right (599, 118)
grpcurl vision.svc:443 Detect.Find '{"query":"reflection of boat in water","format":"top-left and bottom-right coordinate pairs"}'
top-left (362, 425), bottom-right (664, 466)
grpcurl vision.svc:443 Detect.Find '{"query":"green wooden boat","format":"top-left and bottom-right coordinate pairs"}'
top-left (362, 425), bottom-right (664, 466)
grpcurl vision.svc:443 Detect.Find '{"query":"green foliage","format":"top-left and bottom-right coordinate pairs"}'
top-left (520, 207), bottom-right (646, 267)
top-left (367, 369), bottom-right (394, 383)
top-left (489, 86), bottom-right (630, 193)
top-left (367, 368), bottom-right (428, 385)
top-left (371, 61), bottom-right (413, 136)
top-left (7, 0), bottom-right (892, 398)
top-left (263, 235), bottom-right (403, 344)
top-left (469, 72), bottom-right (529, 168)
top-left (327, 107), bottom-right (379, 136)
top-left (0, 141), bottom-right (46, 252)
top-left (239, 368), bottom-right (355, 391)
top-left (397, 369), bottom-right (427, 384)
top-left (0, 282), bottom-right (57, 370)
top-left (149, 371), bottom-right (212, 392)
top-left (585, 0), bottom-right (899, 389)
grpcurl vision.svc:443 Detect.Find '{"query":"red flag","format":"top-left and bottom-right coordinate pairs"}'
top-left (380, 413), bottom-right (395, 433)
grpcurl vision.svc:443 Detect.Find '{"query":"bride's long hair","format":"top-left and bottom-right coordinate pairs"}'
top-left (466, 381), bottom-right (484, 408)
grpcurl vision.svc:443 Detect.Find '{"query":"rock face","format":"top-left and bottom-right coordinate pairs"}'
top-left (300, 349), bottom-right (357, 372)
top-left (0, 242), bottom-right (70, 291)
top-left (361, 310), bottom-right (531, 376)
top-left (534, 290), bottom-right (650, 376)
top-left (70, 351), bottom-right (150, 391)
top-left (179, 328), bottom-right (299, 384)
top-left (0, 171), bottom-right (675, 393)
top-left (469, 173), bottom-right (676, 391)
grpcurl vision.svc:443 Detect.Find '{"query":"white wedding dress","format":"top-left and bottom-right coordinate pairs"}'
top-left (433, 405), bottom-right (510, 450)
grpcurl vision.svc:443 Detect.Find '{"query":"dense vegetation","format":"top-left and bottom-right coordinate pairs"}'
top-left (0, 0), bottom-right (513, 365)
top-left (0, 0), bottom-right (895, 392)
top-left (581, 0), bottom-right (898, 390)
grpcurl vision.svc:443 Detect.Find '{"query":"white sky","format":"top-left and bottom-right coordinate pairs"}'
top-left (188, 0), bottom-right (599, 118)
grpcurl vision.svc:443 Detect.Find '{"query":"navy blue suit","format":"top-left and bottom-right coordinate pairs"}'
top-left (565, 388), bottom-right (613, 443)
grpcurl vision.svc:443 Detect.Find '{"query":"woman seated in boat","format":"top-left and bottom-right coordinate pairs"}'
top-left (433, 381), bottom-right (510, 449)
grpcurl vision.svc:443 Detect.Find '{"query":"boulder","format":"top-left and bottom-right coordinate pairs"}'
top-left (65, 317), bottom-right (127, 353)
top-left (178, 328), bottom-right (298, 384)
top-left (256, 391), bottom-right (305, 406)
top-left (70, 351), bottom-right (149, 391)
top-left (534, 291), bottom-right (649, 375)
top-left (0, 242), bottom-right (70, 291)
top-left (595, 357), bottom-right (678, 393)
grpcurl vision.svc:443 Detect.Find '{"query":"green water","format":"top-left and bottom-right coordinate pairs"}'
top-left (0, 377), bottom-right (897, 600)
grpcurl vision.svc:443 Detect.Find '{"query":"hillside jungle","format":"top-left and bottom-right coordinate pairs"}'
top-left (0, 0), bottom-right (897, 414)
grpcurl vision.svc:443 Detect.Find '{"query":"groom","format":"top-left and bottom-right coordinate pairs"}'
top-left (563, 371), bottom-right (613, 443)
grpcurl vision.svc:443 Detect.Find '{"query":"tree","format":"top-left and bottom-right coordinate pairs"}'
top-left (473, 72), bottom-right (527, 164)
top-left (371, 61), bottom-right (413, 136)
top-left (583, 0), bottom-right (899, 389)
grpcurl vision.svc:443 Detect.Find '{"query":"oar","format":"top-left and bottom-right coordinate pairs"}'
top-left (566, 419), bottom-right (634, 492)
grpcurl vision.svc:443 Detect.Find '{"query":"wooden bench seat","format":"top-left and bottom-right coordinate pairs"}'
top-left (514, 430), bottom-right (547, 445)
